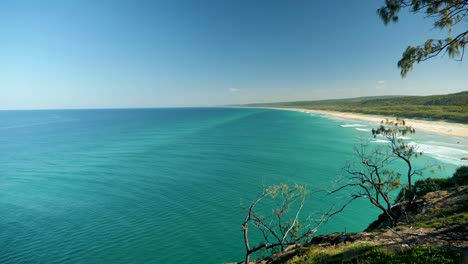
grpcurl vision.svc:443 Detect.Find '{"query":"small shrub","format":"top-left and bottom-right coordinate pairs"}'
top-left (395, 178), bottom-right (451, 203)
top-left (414, 178), bottom-right (452, 195)
top-left (452, 166), bottom-right (468, 186)
top-left (395, 165), bottom-right (467, 203)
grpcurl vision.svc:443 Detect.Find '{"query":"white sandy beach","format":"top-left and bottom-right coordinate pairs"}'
top-left (265, 107), bottom-right (468, 138)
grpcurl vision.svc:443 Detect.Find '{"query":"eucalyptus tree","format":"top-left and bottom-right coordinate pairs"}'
top-left (241, 183), bottom-right (333, 263)
top-left (331, 143), bottom-right (403, 227)
top-left (331, 119), bottom-right (429, 227)
top-left (371, 119), bottom-right (425, 206)
top-left (378, 0), bottom-right (468, 77)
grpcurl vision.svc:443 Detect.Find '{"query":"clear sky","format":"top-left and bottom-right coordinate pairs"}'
top-left (1, 0), bottom-right (466, 109)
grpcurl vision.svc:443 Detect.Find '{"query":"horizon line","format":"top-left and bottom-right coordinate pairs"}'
top-left (2, 90), bottom-right (465, 111)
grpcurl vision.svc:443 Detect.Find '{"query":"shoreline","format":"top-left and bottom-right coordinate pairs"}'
top-left (258, 107), bottom-right (468, 138)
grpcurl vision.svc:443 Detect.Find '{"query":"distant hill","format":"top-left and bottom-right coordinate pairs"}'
top-left (246, 91), bottom-right (468, 123)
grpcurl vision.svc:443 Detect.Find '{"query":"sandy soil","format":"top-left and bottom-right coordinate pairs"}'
top-left (264, 107), bottom-right (468, 138)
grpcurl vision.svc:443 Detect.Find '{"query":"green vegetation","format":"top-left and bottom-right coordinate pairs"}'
top-left (282, 244), bottom-right (462, 264)
top-left (415, 210), bottom-right (468, 229)
top-left (356, 247), bottom-right (461, 264)
top-left (395, 178), bottom-right (454, 203)
top-left (378, 0), bottom-right (468, 77)
top-left (409, 186), bottom-right (468, 231)
top-left (238, 119), bottom-right (467, 263)
top-left (241, 184), bottom-right (331, 264)
top-left (453, 165), bottom-right (468, 185)
top-left (247, 91), bottom-right (468, 123)
top-left (395, 165), bottom-right (468, 202)
top-left (393, 167), bottom-right (468, 231)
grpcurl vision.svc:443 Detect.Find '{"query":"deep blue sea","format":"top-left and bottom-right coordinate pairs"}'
top-left (0, 108), bottom-right (466, 263)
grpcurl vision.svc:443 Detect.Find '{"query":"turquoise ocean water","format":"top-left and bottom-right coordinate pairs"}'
top-left (0, 108), bottom-right (466, 263)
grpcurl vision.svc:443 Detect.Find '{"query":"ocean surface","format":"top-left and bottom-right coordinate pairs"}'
top-left (0, 108), bottom-right (466, 263)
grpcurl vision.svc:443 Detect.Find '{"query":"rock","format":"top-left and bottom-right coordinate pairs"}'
top-left (309, 233), bottom-right (354, 245)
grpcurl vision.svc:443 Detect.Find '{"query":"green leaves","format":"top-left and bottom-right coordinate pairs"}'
top-left (372, 119), bottom-right (415, 139)
top-left (377, 0), bottom-right (402, 25)
top-left (242, 182), bottom-right (316, 262)
top-left (378, 0), bottom-right (468, 77)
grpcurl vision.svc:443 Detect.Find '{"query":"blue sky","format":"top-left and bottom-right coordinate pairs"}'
top-left (0, 0), bottom-right (466, 109)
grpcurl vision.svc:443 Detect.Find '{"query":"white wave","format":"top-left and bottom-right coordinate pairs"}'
top-left (371, 133), bottom-right (411, 140)
top-left (355, 128), bottom-right (370, 132)
top-left (425, 140), bottom-right (468, 149)
top-left (369, 139), bottom-right (468, 165)
top-left (340, 124), bottom-right (367, 128)
top-left (370, 139), bottom-right (389, 144)
top-left (430, 155), bottom-right (468, 166)
top-left (407, 142), bottom-right (468, 155)
top-left (408, 142), bottom-right (468, 166)
top-left (397, 136), bottom-right (412, 140)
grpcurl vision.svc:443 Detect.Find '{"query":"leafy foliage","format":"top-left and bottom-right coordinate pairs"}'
top-left (378, 0), bottom-right (468, 77)
top-left (395, 165), bottom-right (468, 202)
top-left (372, 119), bottom-right (427, 207)
top-left (401, 185), bottom-right (468, 230)
top-left (452, 165), bottom-right (468, 185)
top-left (395, 177), bottom-right (453, 202)
top-left (241, 184), bottom-right (331, 263)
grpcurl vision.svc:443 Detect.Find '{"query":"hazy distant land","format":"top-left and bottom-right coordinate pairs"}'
top-left (244, 91), bottom-right (468, 138)
top-left (245, 91), bottom-right (468, 124)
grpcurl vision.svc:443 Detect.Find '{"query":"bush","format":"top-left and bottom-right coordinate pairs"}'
top-left (414, 178), bottom-right (453, 195)
top-left (395, 178), bottom-right (451, 203)
top-left (395, 166), bottom-right (467, 203)
top-left (452, 166), bottom-right (468, 186)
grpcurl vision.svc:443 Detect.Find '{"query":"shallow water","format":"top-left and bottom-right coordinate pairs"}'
top-left (0, 108), bottom-right (465, 263)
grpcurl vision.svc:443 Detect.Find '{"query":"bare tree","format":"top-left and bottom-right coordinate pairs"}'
top-left (241, 183), bottom-right (332, 264)
top-left (331, 119), bottom-right (429, 227)
top-left (331, 144), bottom-right (402, 227)
top-left (372, 118), bottom-right (426, 206)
